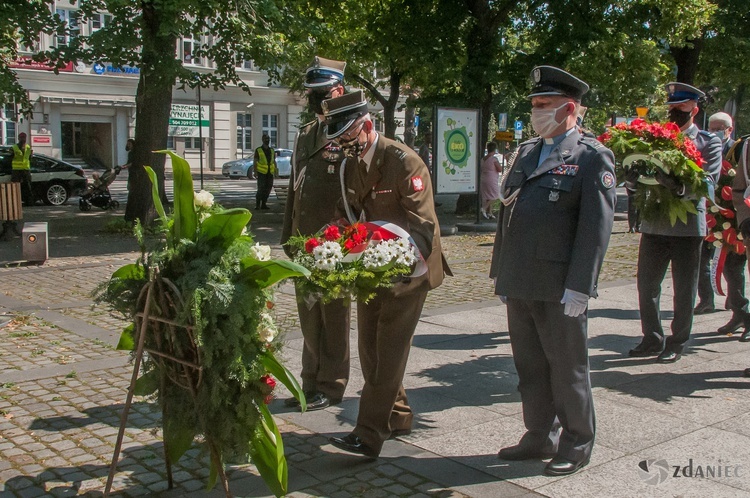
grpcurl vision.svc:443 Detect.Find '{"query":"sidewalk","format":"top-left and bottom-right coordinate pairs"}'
top-left (1, 188), bottom-right (749, 497)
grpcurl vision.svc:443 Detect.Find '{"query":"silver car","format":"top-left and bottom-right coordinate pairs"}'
top-left (222, 149), bottom-right (292, 179)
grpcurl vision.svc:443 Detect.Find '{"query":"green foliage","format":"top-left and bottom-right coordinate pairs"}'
top-left (95, 153), bottom-right (306, 496)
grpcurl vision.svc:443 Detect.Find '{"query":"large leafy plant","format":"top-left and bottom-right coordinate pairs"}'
top-left (97, 151), bottom-right (309, 497)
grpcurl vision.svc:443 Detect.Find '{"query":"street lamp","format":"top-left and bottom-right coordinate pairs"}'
top-left (196, 83), bottom-right (204, 190)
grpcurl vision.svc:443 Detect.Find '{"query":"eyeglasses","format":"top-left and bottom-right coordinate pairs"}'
top-left (336, 123), bottom-right (364, 143)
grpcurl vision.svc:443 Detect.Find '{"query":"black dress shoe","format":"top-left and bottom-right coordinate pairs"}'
top-left (740, 329), bottom-right (750, 342)
top-left (497, 444), bottom-right (556, 461)
top-left (694, 302), bottom-right (716, 315)
top-left (544, 455), bottom-right (590, 476)
top-left (743, 368), bottom-right (750, 378)
top-left (719, 313), bottom-right (745, 335)
top-left (628, 340), bottom-right (664, 358)
top-left (306, 392), bottom-right (331, 411)
top-left (329, 433), bottom-right (379, 457)
top-left (656, 350), bottom-right (680, 363)
top-left (284, 396), bottom-right (301, 408)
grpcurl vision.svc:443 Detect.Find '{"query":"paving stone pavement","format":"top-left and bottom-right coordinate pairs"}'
top-left (1, 189), bottom-right (748, 497)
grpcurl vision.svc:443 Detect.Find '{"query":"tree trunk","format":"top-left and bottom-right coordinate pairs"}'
top-left (403, 101), bottom-right (416, 148)
top-left (124, 3), bottom-right (178, 224)
top-left (669, 37), bottom-right (704, 85)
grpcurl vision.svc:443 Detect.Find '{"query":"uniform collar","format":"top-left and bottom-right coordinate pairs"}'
top-left (359, 133), bottom-right (379, 171)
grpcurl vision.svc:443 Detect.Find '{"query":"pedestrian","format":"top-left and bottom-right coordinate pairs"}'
top-left (322, 90), bottom-right (451, 458)
top-left (280, 56), bottom-right (351, 411)
top-left (628, 83), bottom-right (722, 363)
top-left (480, 142), bottom-right (503, 219)
top-left (122, 139), bottom-right (135, 190)
top-left (11, 132), bottom-right (34, 206)
top-left (730, 130), bottom-right (750, 377)
top-left (489, 66), bottom-right (616, 476)
top-left (253, 134), bottom-right (277, 210)
top-left (696, 112), bottom-right (749, 339)
top-left (418, 133), bottom-right (432, 173)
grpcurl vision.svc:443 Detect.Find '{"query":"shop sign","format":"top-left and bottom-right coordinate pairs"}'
top-left (10, 57), bottom-right (73, 72)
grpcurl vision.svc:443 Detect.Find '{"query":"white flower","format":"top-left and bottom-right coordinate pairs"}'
top-left (723, 222), bottom-right (732, 230)
top-left (728, 169), bottom-right (736, 177)
top-left (249, 243), bottom-right (271, 261)
top-left (713, 240), bottom-right (723, 248)
top-left (312, 241), bottom-right (343, 269)
top-left (739, 233), bottom-right (744, 241)
top-left (194, 190), bottom-right (214, 208)
top-left (258, 312), bottom-right (277, 342)
top-left (715, 232), bottom-right (723, 240)
top-left (710, 205), bottom-right (720, 213)
top-left (241, 226), bottom-right (249, 236)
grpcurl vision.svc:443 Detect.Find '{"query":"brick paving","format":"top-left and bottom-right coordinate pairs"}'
top-left (0, 200), bottom-right (640, 497)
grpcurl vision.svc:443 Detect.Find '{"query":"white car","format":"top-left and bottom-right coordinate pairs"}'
top-left (222, 149), bottom-right (292, 179)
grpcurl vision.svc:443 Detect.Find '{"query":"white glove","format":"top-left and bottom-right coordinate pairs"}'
top-left (561, 288), bottom-right (588, 317)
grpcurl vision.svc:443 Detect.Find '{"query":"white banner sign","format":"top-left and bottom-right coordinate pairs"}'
top-left (168, 104), bottom-right (210, 137)
top-left (434, 107), bottom-right (480, 194)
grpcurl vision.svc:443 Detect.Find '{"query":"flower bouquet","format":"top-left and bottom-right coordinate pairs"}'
top-left (96, 151), bottom-right (309, 497)
top-left (599, 119), bottom-right (709, 226)
top-left (285, 221), bottom-right (423, 303)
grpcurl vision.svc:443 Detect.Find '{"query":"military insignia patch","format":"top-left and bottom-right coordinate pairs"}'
top-left (411, 176), bottom-right (424, 192)
top-left (601, 171), bottom-right (615, 189)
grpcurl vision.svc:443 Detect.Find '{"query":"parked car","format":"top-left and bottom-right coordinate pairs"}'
top-left (221, 149), bottom-right (292, 180)
top-left (0, 147), bottom-right (88, 206)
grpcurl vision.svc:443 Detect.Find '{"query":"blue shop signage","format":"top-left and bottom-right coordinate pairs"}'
top-left (93, 63), bottom-right (140, 76)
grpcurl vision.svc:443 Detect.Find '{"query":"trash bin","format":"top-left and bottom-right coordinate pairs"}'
top-left (0, 182), bottom-right (22, 239)
top-left (23, 222), bottom-right (48, 263)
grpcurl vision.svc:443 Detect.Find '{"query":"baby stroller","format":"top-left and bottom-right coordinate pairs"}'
top-left (79, 166), bottom-right (121, 211)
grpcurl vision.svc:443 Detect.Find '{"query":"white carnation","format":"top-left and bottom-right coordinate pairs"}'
top-left (258, 312), bottom-right (277, 342)
top-left (249, 243), bottom-right (271, 261)
top-left (194, 190), bottom-right (214, 208)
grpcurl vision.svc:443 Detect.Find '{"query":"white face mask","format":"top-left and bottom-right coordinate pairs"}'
top-left (531, 102), bottom-right (570, 137)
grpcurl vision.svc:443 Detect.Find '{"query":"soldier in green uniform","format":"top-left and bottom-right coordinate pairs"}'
top-left (280, 57), bottom-right (350, 411)
top-left (322, 91), bottom-right (451, 458)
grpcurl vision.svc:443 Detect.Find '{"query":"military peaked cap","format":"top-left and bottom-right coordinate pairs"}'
top-left (528, 65), bottom-right (589, 100)
top-left (304, 56), bottom-right (346, 89)
top-left (322, 90), bottom-right (369, 139)
top-left (665, 82), bottom-right (705, 104)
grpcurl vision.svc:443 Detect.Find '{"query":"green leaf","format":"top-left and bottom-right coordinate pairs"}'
top-left (250, 403), bottom-right (288, 497)
top-left (261, 351), bottom-right (306, 412)
top-left (158, 150), bottom-right (198, 242)
top-left (116, 324), bottom-right (135, 351)
top-left (163, 417), bottom-right (195, 464)
top-left (239, 258), bottom-right (310, 289)
top-left (200, 208), bottom-right (251, 246)
top-left (207, 453), bottom-right (219, 491)
top-left (144, 167), bottom-right (166, 222)
top-left (133, 369), bottom-right (159, 396)
top-left (111, 263), bottom-right (146, 281)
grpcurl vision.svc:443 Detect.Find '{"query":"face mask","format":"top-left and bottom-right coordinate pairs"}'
top-left (531, 103), bottom-right (570, 137)
top-left (668, 108), bottom-right (692, 128)
top-left (339, 125), bottom-right (367, 159)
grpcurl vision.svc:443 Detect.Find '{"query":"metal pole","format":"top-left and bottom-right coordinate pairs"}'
top-left (198, 85), bottom-right (204, 190)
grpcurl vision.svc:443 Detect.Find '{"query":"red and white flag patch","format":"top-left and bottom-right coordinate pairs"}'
top-left (411, 176), bottom-right (424, 192)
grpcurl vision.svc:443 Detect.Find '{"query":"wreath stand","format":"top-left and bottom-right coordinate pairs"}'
top-left (103, 277), bottom-right (233, 497)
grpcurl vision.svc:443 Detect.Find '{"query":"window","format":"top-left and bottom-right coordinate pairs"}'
top-left (55, 9), bottom-right (80, 47)
top-left (236, 113), bottom-right (252, 152)
top-left (0, 104), bottom-right (16, 146)
top-left (237, 60), bottom-right (255, 71)
top-left (167, 136), bottom-right (175, 150)
top-left (262, 114), bottom-right (278, 148)
top-left (90, 13), bottom-right (111, 33)
top-left (182, 37), bottom-right (202, 65)
top-left (185, 137), bottom-right (202, 149)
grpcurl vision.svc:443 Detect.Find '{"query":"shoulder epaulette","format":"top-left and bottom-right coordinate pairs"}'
top-left (386, 144), bottom-right (408, 161)
top-left (581, 136), bottom-right (605, 150)
top-left (298, 119), bottom-right (316, 131)
top-left (726, 135), bottom-right (750, 165)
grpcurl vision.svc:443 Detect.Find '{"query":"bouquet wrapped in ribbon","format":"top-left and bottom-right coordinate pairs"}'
top-left (705, 159), bottom-right (745, 295)
top-left (599, 119), bottom-right (709, 226)
top-left (286, 221), bottom-right (425, 303)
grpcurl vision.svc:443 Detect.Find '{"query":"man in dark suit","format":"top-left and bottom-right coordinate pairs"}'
top-left (628, 83), bottom-right (723, 363)
top-left (730, 134), bottom-right (750, 378)
top-left (280, 57), bottom-right (350, 411)
top-left (489, 66), bottom-right (616, 476)
top-left (321, 90), bottom-right (451, 458)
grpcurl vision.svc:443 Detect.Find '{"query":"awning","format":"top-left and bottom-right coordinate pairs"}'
top-left (38, 94), bottom-right (136, 107)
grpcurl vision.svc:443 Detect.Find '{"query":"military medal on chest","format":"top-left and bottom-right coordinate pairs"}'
top-left (549, 191), bottom-right (560, 202)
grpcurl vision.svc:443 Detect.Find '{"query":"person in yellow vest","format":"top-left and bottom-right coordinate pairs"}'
top-left (253, 134), bottom-right (277, 209)
top-left (11, 132), bottom-right (34, 206)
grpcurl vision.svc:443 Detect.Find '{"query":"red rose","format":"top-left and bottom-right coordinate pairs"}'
top-left (721, 186), bottom-right (733, 201)
top-left (261, 375), bottom-right (276, 404)
top-left (323, 225), bottom-right (341, 241)
top-left (305, 238), bottom-right (320, 253)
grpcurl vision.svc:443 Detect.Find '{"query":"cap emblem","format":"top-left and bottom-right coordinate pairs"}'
top-left (533, 68), bottom-right (541, 83)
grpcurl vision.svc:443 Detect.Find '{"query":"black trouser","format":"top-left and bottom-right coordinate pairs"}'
top-left (506, 298), bottom-right (594, 463)
top-left (11, 170), bottom-right (34, 206)
top-left (626, 189), bottom-right (641, 231)
top-left (256, 172), bottom-right (274, 207)
top-left (697, 244), bottom-right (748, 312)
top-left (637, 234), bottom-right (703, 353)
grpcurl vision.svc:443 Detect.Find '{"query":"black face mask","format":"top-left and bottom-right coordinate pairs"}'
top-left (668, 108), bottom-right (692, 128)
top-left (308, 91), bottom-right (329, 115)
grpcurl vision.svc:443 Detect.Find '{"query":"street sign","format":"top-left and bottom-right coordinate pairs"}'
top-left (498, 113), bottom-right (508, 131)
top-left (495, 131), bottom-right (515, 142)
top-left (514, 120), bottom-right (523, 131)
